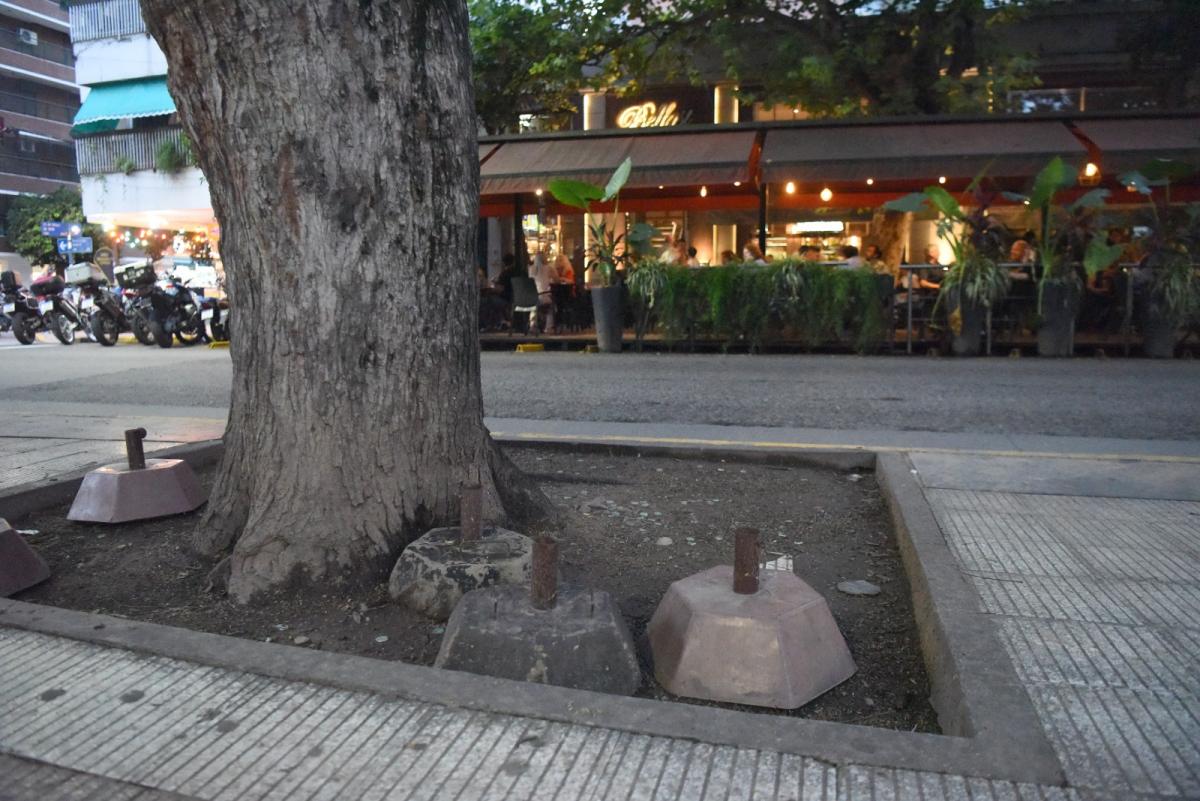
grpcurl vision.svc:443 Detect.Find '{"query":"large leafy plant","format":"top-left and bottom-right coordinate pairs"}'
top-left (884, 177), bottom-right (1010, 307)
top-left (547, 157), bottom-right (656, 288)
top-left (1008, 157), bottom-right (1123, 313)
top-left (1119, 158), bottom-right (1200, 321)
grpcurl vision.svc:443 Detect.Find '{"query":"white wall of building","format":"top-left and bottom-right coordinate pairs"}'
top-left (73, 34), bottom-right (166, 87)
top-left (81, 168), bottom-right (213, 231)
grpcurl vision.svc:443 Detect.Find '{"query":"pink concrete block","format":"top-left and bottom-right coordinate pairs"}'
top-left (67, 459), bottom-right (205, 524)
top-left (0, 518), bottom-right (50, 596)
top-left (648, 565), bottom-right (856, 709)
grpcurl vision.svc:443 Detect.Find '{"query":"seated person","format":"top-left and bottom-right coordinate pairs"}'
top-left (837, 245), bottom-right (864, 269)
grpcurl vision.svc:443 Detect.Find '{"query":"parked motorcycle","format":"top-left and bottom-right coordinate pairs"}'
top-left (1, 270), bottom-right (82, 345)
top-left (66, 262), bottom-right (128, 346)
top-left (118, 264), bottom-right (206, 348)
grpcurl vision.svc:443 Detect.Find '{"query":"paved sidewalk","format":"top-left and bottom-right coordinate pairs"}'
top-left (1, 434), bottom-right (1197, 798)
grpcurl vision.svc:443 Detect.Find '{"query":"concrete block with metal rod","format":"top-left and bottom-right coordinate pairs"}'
top-left (66, 429), bottom-right (205, 524)
top-left (435, 536), bottom-right (642, 695)
top-left (389, 482), bottom-right (533, 621)
top-left (647, 527), bottom-right (856, 709)
top-left (0, 517), bottom-right (50, 597)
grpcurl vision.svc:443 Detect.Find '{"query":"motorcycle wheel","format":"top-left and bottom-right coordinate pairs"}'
top-left (11, 312), bottom-right (36, 345)
top-left (150, 319), bottom-right (173, 349)
top-left (175, 317), bottom-right (204, 345)
top-left (132, 312), bottom-right (154, 346)
top-left (51, 312), bottom-right (76, 345)
top-left (90, 310), bottom-right (120, 346)
top-left (209, 319), bottom-right (230, 342)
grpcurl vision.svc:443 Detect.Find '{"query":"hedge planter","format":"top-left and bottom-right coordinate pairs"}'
top-left (1037, 280), bottom-right (1080, 358)
top-left (592, 285), bottom-right (624, 353)
top-left (946, 292), bottom-right (986, 356)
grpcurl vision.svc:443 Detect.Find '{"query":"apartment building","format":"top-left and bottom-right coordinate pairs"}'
top-left (0, 0), bottom-right (80, 275)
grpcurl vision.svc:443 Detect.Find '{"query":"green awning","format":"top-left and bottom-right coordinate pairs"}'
top-left (72, 77), bottom-right (176, 136)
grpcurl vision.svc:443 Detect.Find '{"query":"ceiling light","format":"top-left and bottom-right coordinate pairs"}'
top-left (534, 188), bottom-right (543, 196)
top-left (733, 181), bottom-right (741, 187)
top-left (1084, 162), bottom-right (1099, 178)
top-left (785, 181), bottom-right (796, 194)
top-left (699, 186), bottom-right (708, 198)
top-left (819, 187), bottom-right (833, 203)
top-left (866, 178), bottom-right (874, 186)
top-left (938, 176), bottom-right (947, 184)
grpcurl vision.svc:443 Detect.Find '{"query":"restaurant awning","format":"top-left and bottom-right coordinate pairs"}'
top-left (761, 120), bottom-right (1088, 183)
top-left (72, 77), bottom-right (176, 136)
top-left (480, 130), bottom-right (757, 195)
top-left (1070, 118), bottom-right (1200, 173)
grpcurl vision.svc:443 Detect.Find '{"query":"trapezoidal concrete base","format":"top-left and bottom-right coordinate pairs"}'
top-left (389, 526), bottom-right (532, 621)
top-left (0, 519), bottom-right (50, 597)
top-left (435, 585), bottom-right (642, 696)
top-left (648, 565), bottom-right (856, 709)
top-left (66, 459), bottom-right (205, 524)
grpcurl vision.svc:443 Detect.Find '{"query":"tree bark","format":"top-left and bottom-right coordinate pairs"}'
top-left (140, 0), bottom-right (551, 603)
top-left (870, 208), bottom-right (912, 274)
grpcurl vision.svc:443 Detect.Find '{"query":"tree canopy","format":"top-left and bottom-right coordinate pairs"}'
top-left (5, 188), bottom-right (101, 270)
top-left (469, 0), bottom-right (1039, 132)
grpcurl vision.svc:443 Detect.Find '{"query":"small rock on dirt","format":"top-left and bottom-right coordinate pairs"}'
top-left (837, 580), bottom-right (881, 596)
top-left (292, 635), bottom-right (311, 646)
top-left (374, 635), bottom-right (389, 644)
top-left (656, 537), bottom-right (673, 546)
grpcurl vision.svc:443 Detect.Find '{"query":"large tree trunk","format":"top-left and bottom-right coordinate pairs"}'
top-left (870, 208), bottom-right (912, 273)
top-left (140, 0), bottom-right (551, 603)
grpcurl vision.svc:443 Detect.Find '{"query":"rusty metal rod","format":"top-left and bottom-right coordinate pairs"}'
top-left (531, 536), bottom-right (559, 610)
top-left (733, 527), bottom-right (760, 595)
top-left (125, 428), bottom-right (147, 471)
top-left (459, 482), bottom-right (482, 542)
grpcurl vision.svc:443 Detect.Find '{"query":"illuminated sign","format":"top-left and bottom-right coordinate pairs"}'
top-left (616, 101), bottom-right (681, 129)
top-left (787, 221), bottom-right (845, 234)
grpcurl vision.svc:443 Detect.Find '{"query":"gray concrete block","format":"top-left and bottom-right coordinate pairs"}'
top-left (435, 584), bottom-right (642, 695)
top-left (0, 518), bottom-right (50, 597)
top-left (648, 566), bottom-right (856, 709)
top-left (389, 526), bottom-right (532, 621)
top-left (66, 459), bottom-right (205, 524)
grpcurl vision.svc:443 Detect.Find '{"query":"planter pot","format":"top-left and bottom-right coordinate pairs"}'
top-left (946, 292), bottom-right (986, 356)
top-left (1036, 280), bottom-right (1080, 358)
top-left (591, 285), bottom-right (624, 353)
top-left (1141, 312), bottom-right (1178, 359)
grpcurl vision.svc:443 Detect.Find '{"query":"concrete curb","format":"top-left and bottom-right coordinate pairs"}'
top-left (0, 437), bottom-right (1064, 785)
top-left (0, 439), bottom-right (223, 522)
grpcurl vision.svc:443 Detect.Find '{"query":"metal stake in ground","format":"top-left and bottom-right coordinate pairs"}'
top-left (459, 482), bottom-right (482, 542)
top-left (125, 428), bottom-right (147, 470)
top-left (733, 527), bottom-right (760, 594)
top-left (531, 536), bottom-right (558, 610)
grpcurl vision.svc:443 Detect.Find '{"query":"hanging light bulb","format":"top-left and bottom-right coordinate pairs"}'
top-left (733, 181), bottom-right (741, 187)
top-left (785, 181), bottom-right (796, 194)
top-left (820, 187), bottom-right (833, 203)
top-left (866, 178), bottom-right (874, 186)
top-left (1084, 162), bottom-right (1099, 178)
top-left (938, 176), bottom-right (947, 185)
top-left (534, 188), bottom-right (543, 196)
top-left (699, 186), bottom-right (708, 197)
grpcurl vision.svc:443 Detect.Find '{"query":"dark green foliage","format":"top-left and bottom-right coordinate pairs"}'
top-left (630, 261), bottom-right (886, 352)
top-left (4, 188), bottom-right (101, 269)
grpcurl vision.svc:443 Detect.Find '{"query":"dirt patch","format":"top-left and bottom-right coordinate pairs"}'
top-left (13, 446), bottom-right (937, 733)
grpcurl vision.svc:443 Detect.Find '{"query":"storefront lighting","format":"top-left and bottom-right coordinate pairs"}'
top-left (658, 185), bottom-right (664, 190)
top-left (1084, 162), bottom-right (1099, 178)
top-left (938, 176), bottom-right (947, 184)
top-left (733, 181), bottom-right (741, 187)
top-left (785, 181), bottom-right (796, 194)
top-left (866, 178), bottom-right (874, 186)
top-left (699, 186), bottom-right (708, 197)
top-left (819, 187), bottom-right (833, 203)
top-left (787, 221), bottom-right (845, 234)
top-left (534, 188), bottom-right (543, 196)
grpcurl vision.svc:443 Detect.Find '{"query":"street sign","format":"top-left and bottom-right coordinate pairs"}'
top-left (56, 236), bottom-right (93, 254)
top-left (41, 221), bottom-right (82, 237)
top-left (93, 247), bottom-right (115, 269)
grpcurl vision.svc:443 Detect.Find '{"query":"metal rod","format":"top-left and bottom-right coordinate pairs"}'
top-left (124, 428), bottom-right (147, 470)
top-left (531, 536), bottom-right (559, 610)
top-left (459, 482), bottom-right (482, 542)
top-left (733, 527), bottom-right (760, 595)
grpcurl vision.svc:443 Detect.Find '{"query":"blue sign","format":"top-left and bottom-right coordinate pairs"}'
top-left (41, 221), bottom-right (82, 237)
top-left (56, 236), bottom-right (93, 254)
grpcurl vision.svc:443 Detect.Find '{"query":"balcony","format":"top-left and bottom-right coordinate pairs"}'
top-left (0, 145), bottom-right (78, 182)
top-left (68, 0), bottom-right (146, 43)
top-left (0, 27), bottom-right (73, 66)
top-left (0, 89), bottom-right (77, 123)
top-left (75, 125), bottom-right (194, 176)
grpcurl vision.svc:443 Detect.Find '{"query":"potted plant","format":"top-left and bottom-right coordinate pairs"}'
top-left (1011, 157), bottom-right (1124, 357)
top-left (1119, 160), bottom-right (1199, 358)
top-left (548, 158), bottom-right (655, 352)
top-left (885, 179), bottom-right (1009, 356)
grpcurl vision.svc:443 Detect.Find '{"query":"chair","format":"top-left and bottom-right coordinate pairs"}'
top-left (509, 276), bottom-right (540, 335)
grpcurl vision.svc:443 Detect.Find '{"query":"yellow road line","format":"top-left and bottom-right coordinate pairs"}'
top-left (490, 431), bottom-right (1200, 464)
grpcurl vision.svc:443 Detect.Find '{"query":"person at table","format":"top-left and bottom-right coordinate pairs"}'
top-left (799, 245), bottom-right (821, 262)
top-left (686, 246), bottom-right (701, 267)
top-left (554, 252), bottom-right (575, 284)
top-left (721, 249), bottom-right (738, 264)
top-left (529, 250), bottom-right (556, 334)
top-left (1008, 238), bottom-right (1036, 281)
top-left (838, 245), bottom-right (865, 269)
top-left (742, 241), bottom-right (767, 265)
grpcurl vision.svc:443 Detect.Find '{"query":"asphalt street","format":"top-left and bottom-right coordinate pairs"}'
top-left (4, 331), bottom-right (1200, 441)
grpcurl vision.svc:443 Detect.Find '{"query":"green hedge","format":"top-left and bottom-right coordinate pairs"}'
top-left (629, 260), bottom-right (889, 352)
